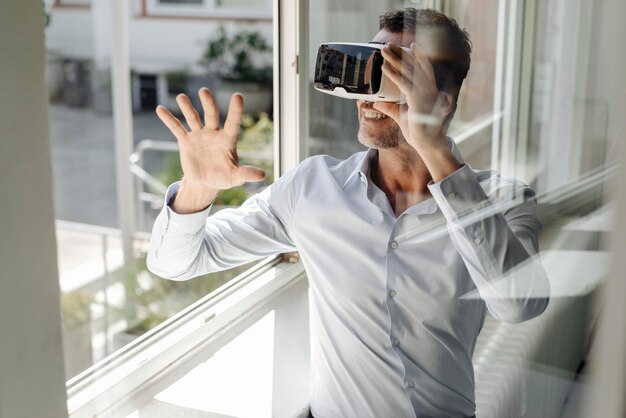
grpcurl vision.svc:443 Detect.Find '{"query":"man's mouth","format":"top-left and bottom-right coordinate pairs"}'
top-left (362, 110), bottom-right (388, 120)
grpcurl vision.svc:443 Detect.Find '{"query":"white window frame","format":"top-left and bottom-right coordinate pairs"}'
top-left (145, 0), bottom-right (272, 19)
top-left (55, 0), bottom-right (91, 6)
top-left (65, 0), bottom-right (307, 415)
top-left (66, 257), bottom-right (308, 417)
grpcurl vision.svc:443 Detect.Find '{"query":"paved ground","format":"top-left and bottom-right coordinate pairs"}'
top-left (49, 103), bottom-right (175, 229)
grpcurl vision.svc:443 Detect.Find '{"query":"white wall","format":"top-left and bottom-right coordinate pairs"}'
top-left (45, 4), bottom-right (273, 74)
top-left (0, 1), bottom-right (68, 418)
top-left (129, 19), bottom-right (272, 74)
top-left (45, 7), bottom-right (94, 60)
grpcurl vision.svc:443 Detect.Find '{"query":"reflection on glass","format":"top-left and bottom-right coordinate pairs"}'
top-left (306, 2), bottom-right (617, 418)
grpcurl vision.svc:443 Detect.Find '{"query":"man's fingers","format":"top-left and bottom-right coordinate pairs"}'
top-left (410, 42), bottom-right (437, 85)
top-left (176, 94), bottom-right (203, 131)
top-left (382, 61), bottom-right (413, 95)
top-left (199, 87), bottom-right (219, 130)
top-left (156, 105), bottom-right (188, 139)
top-left (381, 45), bottom-right (414, 78)
top-left (233, 165), bottom-right (265, 186)
top-left (382, 43), bottom-right (435, 85)
top-left (224, 93), bottom-right (244, 137)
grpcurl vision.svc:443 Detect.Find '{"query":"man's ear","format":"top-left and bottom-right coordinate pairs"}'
top-left (439, 92), bottom-right (457, 132)
top-left (438, 92), bottom-right (455, 116)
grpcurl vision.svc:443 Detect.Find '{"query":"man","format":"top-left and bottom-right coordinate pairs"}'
top-left (148, 8), bottom-right (550, 418)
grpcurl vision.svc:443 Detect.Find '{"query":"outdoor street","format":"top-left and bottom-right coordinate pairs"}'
top-left (49, 103), bottom-right (174, 229)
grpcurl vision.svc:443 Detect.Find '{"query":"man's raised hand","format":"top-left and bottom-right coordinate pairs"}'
top-left (155, 87), bottom-right (265, 214)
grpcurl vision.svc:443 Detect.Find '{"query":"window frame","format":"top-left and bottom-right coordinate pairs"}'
top-left (53, 0), bottom-right (91, 8)
top-left (144, 0), bottom-right (272, 20)
top-left (65, 0), bottom-right (305, 415)
top-left (66, 256), bottom-right (308, 417)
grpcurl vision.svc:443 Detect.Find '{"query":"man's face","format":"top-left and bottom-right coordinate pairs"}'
top-left (356, 30), bottom-right (412, 150)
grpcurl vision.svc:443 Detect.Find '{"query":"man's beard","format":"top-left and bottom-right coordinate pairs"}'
top-left (357, 119), bottom-right (405, 149)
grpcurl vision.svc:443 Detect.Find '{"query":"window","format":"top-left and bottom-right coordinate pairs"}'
top-left (44, 0), bottom-right (275, 386)
top-left (301, 2), bottom-right (619, 418)
top-left (145, 0), bottom-right (272, 19)
top-left (42, 0), bottom-right (624, 416)
top-left (305, 1), bottom-right (504, 170)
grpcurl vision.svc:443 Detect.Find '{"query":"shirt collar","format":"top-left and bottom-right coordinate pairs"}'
top-left (342, 148), bottom-right (378, 189)
top-left (341, 136), bottom-right (464, 190)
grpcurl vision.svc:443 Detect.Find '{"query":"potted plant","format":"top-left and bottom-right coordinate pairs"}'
top-left (61, 291), bottom-right (94, 378)
top-left (202, 27), bottom-right (273, 115)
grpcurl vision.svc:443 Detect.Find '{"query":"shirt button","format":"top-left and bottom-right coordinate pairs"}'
top-left (407, 380), bottom-right (415, 388)
top-left (392, 338), bottom-right (400, 347)
top-left (473, 237), bottom-right (482, 245)
top-left (390, 241), bottom-right (398, 249)
top-left (448, 192), bottom-right (457, 200)
top-left (388, 289), bottom-right (397, 298)
top-left (360, 175), bottom-right (366, 183)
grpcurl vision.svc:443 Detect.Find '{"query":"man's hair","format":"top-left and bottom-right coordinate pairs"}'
top-left (379, 8), bottom-right (472, 101)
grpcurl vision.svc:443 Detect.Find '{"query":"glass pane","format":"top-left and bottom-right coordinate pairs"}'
top-left (307, 3), bottom-right (390, 159)
top-left (303, 2), bottom-right (622, 418)
top-left (45, 3), bottom-right (273, 380)
top-left (441, 0), bottom-right (499, 125)
top-left (306, 1), bottom-right (499, 161)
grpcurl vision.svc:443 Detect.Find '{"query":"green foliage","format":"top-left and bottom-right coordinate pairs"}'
top-left (238, 112), bottom-right (273, 152)
top-left (158, 152), bottom-right (183, 188)
top-left (119, 256), bottom-right (253, 336)
top-left (203, 27), bottom-right (272, 83)
top-left (61, 291), bottom-right (93, 329)
top-left (165, 70), bottom-right (188, 94)
top-left (214, 187), bottom-right (248, 206)
top-left (43, 1), bottom-right (51, 27)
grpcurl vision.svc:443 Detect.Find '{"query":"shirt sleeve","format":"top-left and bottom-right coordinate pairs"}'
top-left (146, 168), bottom-right (299, 281)
top-left (428, 164), bottom-right (550, 323)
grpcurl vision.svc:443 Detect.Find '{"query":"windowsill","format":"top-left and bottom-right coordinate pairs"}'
top-left (67, 257), bottom-right (308, 417)
top-left (137, 310), bottom-right (278, 417)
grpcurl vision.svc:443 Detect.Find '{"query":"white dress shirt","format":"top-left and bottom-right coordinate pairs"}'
top-left (147, 138), bottom-right (550, 418)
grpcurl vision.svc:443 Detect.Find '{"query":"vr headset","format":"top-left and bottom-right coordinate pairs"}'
top-left (314, 42), bottom-right (410, 103)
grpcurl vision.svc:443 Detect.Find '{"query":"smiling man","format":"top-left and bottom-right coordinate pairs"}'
top-left (147, 8), bottom-right (550, 418)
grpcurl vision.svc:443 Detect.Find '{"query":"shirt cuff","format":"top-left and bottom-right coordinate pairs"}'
top-left (427, 164), bottom-right (489, 222)
top-left (164, 181), bottom-right (212, 234)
